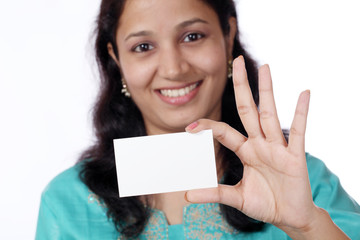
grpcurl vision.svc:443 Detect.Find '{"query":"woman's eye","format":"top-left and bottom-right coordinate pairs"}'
top-left (183, 33), bottom-right (204, 42)
top-left (133, 43), bottom-right (154, 53)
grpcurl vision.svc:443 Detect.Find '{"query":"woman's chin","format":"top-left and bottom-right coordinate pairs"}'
top-left (145, 118), bottom-right (197, 135)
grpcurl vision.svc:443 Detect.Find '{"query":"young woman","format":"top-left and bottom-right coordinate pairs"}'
top-left (35, 0), bottom-right (360, 239)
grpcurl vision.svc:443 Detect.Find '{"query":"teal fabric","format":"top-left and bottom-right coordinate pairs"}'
top-left (168, 225), bottom-right (184, 239)
top-left (35, 154), bottom-right (360, 239)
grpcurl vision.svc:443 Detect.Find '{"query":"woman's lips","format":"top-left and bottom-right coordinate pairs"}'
top-left (155, 81), bottom-right (202, 105)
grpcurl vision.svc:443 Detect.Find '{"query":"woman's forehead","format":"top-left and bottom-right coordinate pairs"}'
top-left (118, 0), bottom-right (217, 31)
top-left (122, 0), bottom-right (208, 12)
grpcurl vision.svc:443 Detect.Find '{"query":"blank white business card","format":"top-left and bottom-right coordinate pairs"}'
top-left (113, 130), bottom-right (218, 197)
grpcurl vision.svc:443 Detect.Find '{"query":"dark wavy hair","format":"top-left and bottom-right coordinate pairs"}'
top-left (80, 0), bottom-right (264, 237)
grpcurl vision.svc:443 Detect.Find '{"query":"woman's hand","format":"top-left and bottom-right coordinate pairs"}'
top-left (185, 56), bottom-right (349, 239)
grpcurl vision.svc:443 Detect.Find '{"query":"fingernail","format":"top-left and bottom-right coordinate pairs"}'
top-left (233, 55), bottom-right (245, 71)
top-left (184, 192), bottom-right (190, 202)
top-left (233, 55), bottom-right (241, 65)
top-left (184, 191), bottom-right (194, 203)
top-left (306, 89), bottom-right (311, 101)
top-left (185, 121), bottom-right (199, 131)
top-left (304, 89), bottom-right (311, 98)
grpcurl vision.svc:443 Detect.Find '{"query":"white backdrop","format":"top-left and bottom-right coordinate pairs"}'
top-left (0, 0), bottom-right (359, 238)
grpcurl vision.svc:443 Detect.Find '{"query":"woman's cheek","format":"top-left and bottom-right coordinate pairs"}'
top-left (122, 61), bottom-right (155, 91)
top-left (190, 43), bottom-right (227, 76)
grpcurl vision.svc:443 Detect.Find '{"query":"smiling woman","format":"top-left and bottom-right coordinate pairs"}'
top-left (34, 0), bottom-right (360, 239)
top-left (108, 0), bottom-right (234, 135)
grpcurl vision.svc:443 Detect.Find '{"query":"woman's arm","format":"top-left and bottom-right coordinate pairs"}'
top-left (35, 193), bottom-right (60, 240)
top-left (278, 207), bottom-right (349, 240)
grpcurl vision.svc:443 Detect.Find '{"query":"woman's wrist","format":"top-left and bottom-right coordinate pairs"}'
top-left (278, 207), bottom-right (350, 240)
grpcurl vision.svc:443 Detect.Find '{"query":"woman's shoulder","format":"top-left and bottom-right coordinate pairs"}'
top-left (305, 153), bottom-right (349, 192)
top-left (36, 162), bottom-right (119, 239)
top-left (40, 160), bottom-right (110, 209)
top-left (42, 163), bottom-right (86, 198)
top-left (305, 152), bottom-right (345, 199)
top-left (47, 163), bottom-right (82, 183)
top-left (305, 152), bottom-right (327, 171)
top-left (305, 152), bottom-right (342, 186)
top-left (40, 161), bottom-right (102, 213)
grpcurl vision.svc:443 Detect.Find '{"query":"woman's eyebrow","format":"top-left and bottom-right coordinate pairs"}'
top-left (176, 18), bottom-right (209, 29)
top-left (124, 18), bottom-right (208, 41)
top-left (125, 30), bottom-right (153, 41)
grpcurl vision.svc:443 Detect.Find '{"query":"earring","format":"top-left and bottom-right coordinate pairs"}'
top-left (121, 78), bottom-right (131, 97)
top-left (227, 59), bottom-right (233, 78)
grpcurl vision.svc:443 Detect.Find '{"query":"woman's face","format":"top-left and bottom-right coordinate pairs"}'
top-left (110, 0), bottom-right (237, 135)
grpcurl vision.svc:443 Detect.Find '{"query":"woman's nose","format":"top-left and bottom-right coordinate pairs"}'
top-left (157, 46), bottom-right (190, 80)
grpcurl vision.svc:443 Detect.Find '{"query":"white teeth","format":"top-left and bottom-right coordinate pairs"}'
top-left (160, 83), bottom-right (198, 97)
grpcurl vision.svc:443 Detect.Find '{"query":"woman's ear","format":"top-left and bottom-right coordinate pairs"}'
top-left (226, 17), bottom-right (238, 58)
top-left (107, 43), bottom-right (120, 66)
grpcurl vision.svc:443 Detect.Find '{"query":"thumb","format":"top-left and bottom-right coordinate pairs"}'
top-left (185, 184), bottom-right (243, 211)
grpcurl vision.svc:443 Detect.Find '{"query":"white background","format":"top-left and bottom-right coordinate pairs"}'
top-left (0, 0), bottom-right (359, 238)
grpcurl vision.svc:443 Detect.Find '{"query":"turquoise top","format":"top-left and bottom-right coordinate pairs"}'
top-left (35, 154), bottom-right (360, 239)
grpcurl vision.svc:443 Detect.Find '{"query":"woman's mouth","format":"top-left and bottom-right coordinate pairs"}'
top-left (156, 81), bottom-right (202, 105)
top-left (159, 82), bottom-right (199, 97)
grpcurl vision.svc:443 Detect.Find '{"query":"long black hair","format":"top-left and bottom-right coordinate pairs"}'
top-left (80, 0), bottom-right (263, 237)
